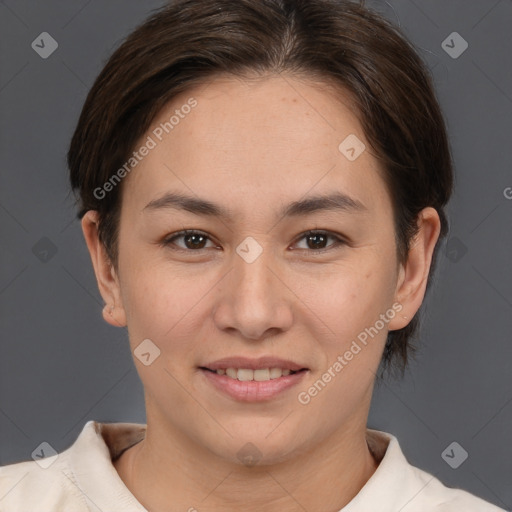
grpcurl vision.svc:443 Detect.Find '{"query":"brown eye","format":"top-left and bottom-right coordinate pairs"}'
top-left (161, 230), bottom-right (215, 251)
top-left (293, 230), bottom-right (346, 252)
top-left (306, 232), bottom-right (329, 250)
top-left (160, 229), bottom-right (346, 254)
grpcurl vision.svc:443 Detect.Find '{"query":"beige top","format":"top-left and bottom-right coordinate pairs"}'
top-left (0, 420), bottom-right (505, 511)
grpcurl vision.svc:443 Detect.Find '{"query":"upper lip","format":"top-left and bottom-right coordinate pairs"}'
top-left (201, 356), bottom-right (308, 371)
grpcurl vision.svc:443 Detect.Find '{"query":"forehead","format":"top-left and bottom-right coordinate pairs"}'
top-left (121, 74), bottom-right (391, 221)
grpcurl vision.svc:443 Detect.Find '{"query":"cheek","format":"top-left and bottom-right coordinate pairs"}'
top-left (119, 255), bottom-right (214, 355)
top-left (299, 258), bottom-right (393, 333)
top-left (301, 266), bottom-right (392, 398)
top-left (301, 264), bottom-right (396, 393)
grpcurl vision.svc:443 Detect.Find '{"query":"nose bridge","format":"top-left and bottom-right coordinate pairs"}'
top-left (233, 235), bottom-right (278, 305)
top-left (213, 235), bottom-right (293, 339)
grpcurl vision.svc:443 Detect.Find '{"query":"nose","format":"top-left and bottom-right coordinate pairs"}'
top-left (212, 241), bottom-right (294, 341)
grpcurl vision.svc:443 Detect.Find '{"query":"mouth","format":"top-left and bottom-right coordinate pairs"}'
top-left (200, 367), bottom-right (308, 381)
top-left (198, 357), bottom-right (309, 401)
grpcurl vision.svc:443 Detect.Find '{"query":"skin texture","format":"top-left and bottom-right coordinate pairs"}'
top-left (82, 74), bottom-right (441, 512)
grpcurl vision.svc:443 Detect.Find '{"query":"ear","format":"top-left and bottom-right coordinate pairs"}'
top-left (81, 210), bottom-right (127, 328)
top-left (388, 207), bottom-right (441, 331)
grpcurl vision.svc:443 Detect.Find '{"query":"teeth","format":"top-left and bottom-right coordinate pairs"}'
top-left (237, 368), bottom-right (253, 381)
top-left (254, 368), bottom-right (270, 381)
top-left (214, 367), bottom-right (298, 381)
top-left (269, 368), bottom-right (283, 379)
top-left (226, 368), bottom-right (237, 379)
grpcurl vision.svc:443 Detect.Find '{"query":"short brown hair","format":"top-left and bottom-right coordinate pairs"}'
top-left (67, 0), bottom-right (454, 376)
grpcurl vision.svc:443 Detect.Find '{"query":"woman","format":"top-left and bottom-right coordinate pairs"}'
top-left (0, 0), bottom-right (505, 510)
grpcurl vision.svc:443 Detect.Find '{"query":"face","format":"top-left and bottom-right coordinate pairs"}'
top-left (84, 74), bottom-right (436, 465)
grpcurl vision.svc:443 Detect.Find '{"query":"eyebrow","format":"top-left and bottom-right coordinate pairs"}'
top-left (142, 191), bottom-right (368, 220)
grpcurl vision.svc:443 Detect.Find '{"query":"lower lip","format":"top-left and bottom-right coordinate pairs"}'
top-left (200, 368), bottom-right (308, 402)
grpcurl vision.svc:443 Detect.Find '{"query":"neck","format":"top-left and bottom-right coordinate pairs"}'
top-left (114, 416), bottom-right (380, 512)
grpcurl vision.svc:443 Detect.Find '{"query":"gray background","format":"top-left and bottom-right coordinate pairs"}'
top-left (0, 0), bottom-right (511, 509)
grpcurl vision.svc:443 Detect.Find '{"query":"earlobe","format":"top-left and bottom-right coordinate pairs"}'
top-left (101, 302), bottom-right (126, 329)
top-left (388, 207), bottom-right (441, 331)
top-left (81, 210), bottom-right (127, 328)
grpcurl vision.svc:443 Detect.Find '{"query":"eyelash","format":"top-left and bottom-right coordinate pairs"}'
top-left (160, 229), bottom-right (347, 254)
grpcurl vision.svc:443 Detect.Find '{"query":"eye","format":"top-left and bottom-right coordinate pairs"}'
top-left (160, 229), bottom-right (217, 251)
top-left (292, 230), bottom-right (346, 253)
top-left (160, 229), bottom-right (346, 253)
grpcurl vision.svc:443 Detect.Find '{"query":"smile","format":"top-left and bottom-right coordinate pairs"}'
top-left (199, 367), bottom-right (309, 402)
top-left (202, 367), bottom-right (303, 381)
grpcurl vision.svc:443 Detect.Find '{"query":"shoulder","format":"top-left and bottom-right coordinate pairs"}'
top-left (363, 429), bottom-right (506, 512)
top-left (0, 420), bottom-right (147, 512)
top-left (0, 451), bottom-right (87, 512)
top-left (408, 464), bottom-right (506, 511)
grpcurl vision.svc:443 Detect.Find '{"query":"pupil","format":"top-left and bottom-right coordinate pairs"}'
top-left (183, 233), bottom-right (328, 250)
top-left (186, 234), bottom-right (206, 249)
top-left (308, 233), bottom-right (326, 249)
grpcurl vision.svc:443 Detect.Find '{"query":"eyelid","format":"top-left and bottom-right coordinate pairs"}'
top-left (291, 229), bottom-right (347, 252)
top-left (160, 229), bottom-right (217, 251)
top-left (160, 229), bottom-right (347, 253)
